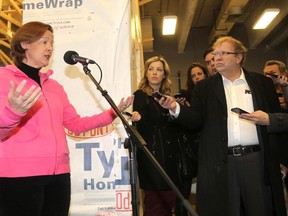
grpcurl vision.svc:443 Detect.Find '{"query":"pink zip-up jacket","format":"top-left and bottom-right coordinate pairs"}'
top-left (0, 65), bottom-right (117, 177)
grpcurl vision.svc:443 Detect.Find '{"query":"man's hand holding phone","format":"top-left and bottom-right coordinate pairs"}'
top-left (152, 93), bottom-right (178, 113)
top-left (231, 107), bottom-right (250, 115)
top-left (237, 110), bottom-right (270, 125)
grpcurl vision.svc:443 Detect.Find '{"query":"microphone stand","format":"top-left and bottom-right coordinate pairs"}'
top-left (81, 64), bottom-right (198, 216)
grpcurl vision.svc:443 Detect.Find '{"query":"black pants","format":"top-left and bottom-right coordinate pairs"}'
top-left (175, 178), bottom-right (193, 216)
top-left (228, 152), bottom-right (274, 216)
top-left (0, 173), bottom-right (71, 216)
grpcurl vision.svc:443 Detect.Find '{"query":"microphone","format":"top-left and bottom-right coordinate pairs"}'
top-left (63, 50), bottom-right (95, 65)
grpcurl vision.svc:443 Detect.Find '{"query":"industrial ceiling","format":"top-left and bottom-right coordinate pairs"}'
top-left (1, 0), bottom-right (288, 65)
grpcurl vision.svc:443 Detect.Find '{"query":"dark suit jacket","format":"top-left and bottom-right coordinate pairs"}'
top-left (173, 69), bottom-right (287, 216)
top-left (268, 113), bottom-right (288, 133)
top-left (268, 113), bottom-right (288, 168)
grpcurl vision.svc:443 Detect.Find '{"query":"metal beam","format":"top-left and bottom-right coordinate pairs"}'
top-left (177, 0), bottom-right (198, 53)
top-left (139, 0), bottom-right (152, 6)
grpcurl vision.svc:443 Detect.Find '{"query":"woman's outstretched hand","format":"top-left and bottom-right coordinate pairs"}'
top-left (8, 80), bottom-right (42, 114)
top-left (117, 95), bottom-right (134, 113)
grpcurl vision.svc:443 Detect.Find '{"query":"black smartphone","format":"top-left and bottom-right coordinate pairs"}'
top-left (122, 111), bottom-right (132, 117)
top-left (174, 93), bottom-right (186, 99)
top-left (277, 92), bottom-right (283, 98)
top-left (152, 91), bottom-right (166, 100)
top-left (231, 107), bottom-right (250, 115)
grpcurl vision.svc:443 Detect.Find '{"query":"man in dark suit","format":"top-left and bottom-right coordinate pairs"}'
top-left (158, 36), bottom-right (287, 216)
top-left (240, 110), bottom-right (288, 132)
top-left (240, 110), bottom-right (288, 199)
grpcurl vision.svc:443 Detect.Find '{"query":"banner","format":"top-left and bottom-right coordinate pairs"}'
top-left (23, 0), bottom-right (138, 215)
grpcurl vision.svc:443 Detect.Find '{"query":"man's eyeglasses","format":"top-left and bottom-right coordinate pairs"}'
top-left (212, 51), bottom-right (240, 56)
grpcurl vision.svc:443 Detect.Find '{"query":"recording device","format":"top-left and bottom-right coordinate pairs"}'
top-left (231, 107), bottom-right (250, 115)
top-left (63, 50), bottom-right (95, 65)
top-left (174, 92), bottom-right (186, 99)
top-left (152, 91), bottom-right (166, 100)
top-left (122, 111), bottom-right (132, 117)
top-left (266, 73), bottom-right (288, 87)
top-left (277, 92), bottom-right (283, 98)
top-left (265, 72), bottom-right (278, 78)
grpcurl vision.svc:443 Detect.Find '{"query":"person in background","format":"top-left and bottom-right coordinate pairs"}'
top-left (189, 62), bottom-right (209, 84)
top-left (264, 60), bottom-right (288, 110)
top-left (240, 109), bottom-right (288, 190)
top-left (130, 56), bottom-right (181, 216)
top-left (177, 62), bottom-right (209, 106)
top-left (156, 36), bottom-right (287, 216)
top-left (264, 60), bottom-right (288, 79)
top-left (0, 21), bottom-right (134, 216)
top-left (203, 35), bottom-right (225, 76)
top-left (203, 47), bottom-right (217, 76)
top-left (263, 59), bottom-right (288, 209)
top-left (277, 75), bottom-right (288, 104)
top-left (174, 62), bottom-right (208, 215)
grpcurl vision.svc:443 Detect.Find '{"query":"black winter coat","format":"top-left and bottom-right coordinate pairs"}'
top-left (133, 90), bottom-right (181, 190)
top-left (173, 70), bottom-right (287, 216)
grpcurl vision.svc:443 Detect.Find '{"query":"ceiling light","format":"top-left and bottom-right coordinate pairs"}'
top-left (162, 15), bottom-right (177, 35)
top-left (253, 8), bottom-right (280, 30)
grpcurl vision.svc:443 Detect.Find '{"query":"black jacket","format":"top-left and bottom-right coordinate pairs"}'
top-left (133, 89), bottom-right (181, 190)
top-left (173, 69), bottom-right (287, 216)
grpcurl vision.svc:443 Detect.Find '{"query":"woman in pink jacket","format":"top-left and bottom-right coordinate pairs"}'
top-left (0, 21), bottom-right (133, 216)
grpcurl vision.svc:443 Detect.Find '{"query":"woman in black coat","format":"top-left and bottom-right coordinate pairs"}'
top-left (132, 56), bottom-right (181, 216)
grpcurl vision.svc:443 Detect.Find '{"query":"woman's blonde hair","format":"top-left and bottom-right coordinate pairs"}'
top-left (138, 56), bottom-right (172, 95)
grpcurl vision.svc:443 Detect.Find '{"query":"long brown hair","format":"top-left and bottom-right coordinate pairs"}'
top-left (186, 62), bottom-right (208, 91)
